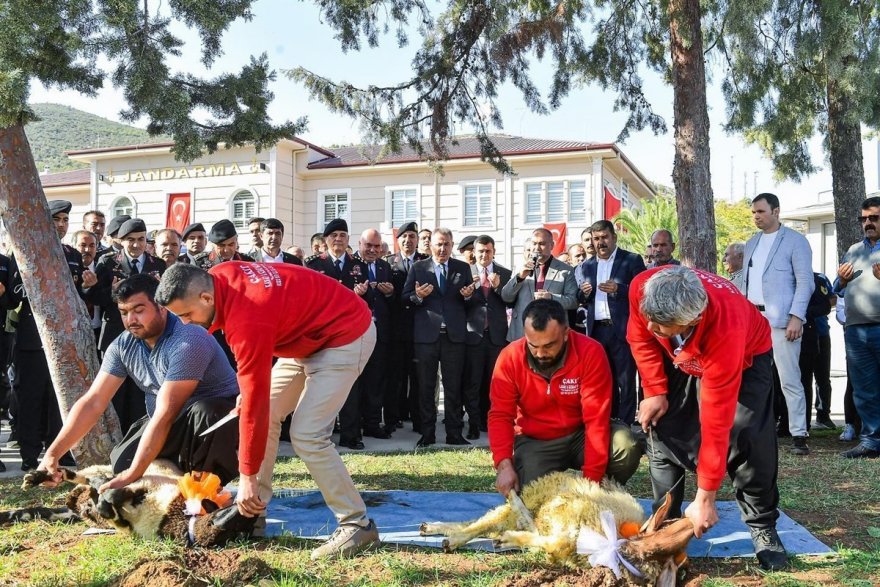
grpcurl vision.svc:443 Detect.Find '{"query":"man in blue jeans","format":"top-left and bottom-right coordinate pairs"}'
top-left (835, 196), bottom-right (880, 459)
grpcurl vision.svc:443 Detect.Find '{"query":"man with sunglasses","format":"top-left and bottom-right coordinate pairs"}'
top-left (835, 197), bottom-right (880, 459)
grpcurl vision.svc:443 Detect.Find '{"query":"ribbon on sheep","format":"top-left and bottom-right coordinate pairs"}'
top-left (575, 510), bottom-right (644, 579)
top-left (178, 472), bottom-right (233, 544)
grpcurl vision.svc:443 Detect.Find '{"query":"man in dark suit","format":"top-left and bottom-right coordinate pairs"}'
top-left (307, 218), bottom-right (370, 449)
top-left (403, 228), bottom-right (476, 447)
top-left (349, 228), bottom-right (396, 442)
top-left (99, 214), bottom-right (130, 258)
top-left (463, 235), bottom-right (511, 438)
top-left (83, 210), bottom-right (108, 256)
top-left (575, 219), bottom-right (646, 424)
top-left (88, 218), bottom-right (167, 434)
top-left (252, 218), bottom-right (303, 265)
top-left (384, 222), bottom-right (428, 432)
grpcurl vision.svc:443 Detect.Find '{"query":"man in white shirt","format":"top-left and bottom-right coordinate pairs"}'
top-left (72, 230), bottom-right (102, 348)
top-left (253, 218), bottom-right (301, 265)
top-left (741, 193), bottom-right (814, 455)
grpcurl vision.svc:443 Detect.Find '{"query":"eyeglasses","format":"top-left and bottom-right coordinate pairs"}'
top-left (859, 214), bottom-right (880, 223)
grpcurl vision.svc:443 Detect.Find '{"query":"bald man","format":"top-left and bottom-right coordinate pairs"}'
top-left (340, 229), bottom-right (397, 447)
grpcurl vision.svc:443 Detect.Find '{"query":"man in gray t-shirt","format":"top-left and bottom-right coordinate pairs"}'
top-left (38, 274), bottom-right (240, 488)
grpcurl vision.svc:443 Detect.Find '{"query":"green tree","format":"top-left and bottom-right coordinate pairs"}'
top-left (0, 1), bottom-right (301, 465)
top-left (714, 198), bottom-right (754, 270)
top-left (719, 0), bottom-right (880, 260)
top-left (612, 195), bottom-right (679, 256)
top-left (289, 0), bottom-right (722, 270)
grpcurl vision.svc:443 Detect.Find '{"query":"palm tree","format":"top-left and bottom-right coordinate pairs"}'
top-left (612, 196), bottom-right (679, 257)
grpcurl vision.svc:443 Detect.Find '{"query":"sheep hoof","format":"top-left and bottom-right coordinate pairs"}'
top-left (441, 538), bottom-right (452, 553)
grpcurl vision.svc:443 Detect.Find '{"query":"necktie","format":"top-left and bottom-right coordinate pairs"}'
top-left (481, 267), bottom-right (490, 297)
top-left (369, 263), bottom-right (376, 282)
top-left (336, 259), bottom-right (343, 273)
top-left (130, 258), bottom-right (139, 274)
top-left (404, 258), bottom-right (410, 272)
top-left (535, 262), bottom-right (545, 291)
top-left (438, 263), bottom-right (446, 293)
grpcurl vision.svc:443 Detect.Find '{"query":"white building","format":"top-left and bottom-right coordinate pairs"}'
top-left (43, 134), bottom-right (655, 267)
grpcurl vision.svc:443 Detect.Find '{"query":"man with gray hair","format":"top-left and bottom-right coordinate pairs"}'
top-left (723, 242), bottom-right (745, 289)
top-left (627, 265), bottom-right (787, 571)
top-left (647, 229), bottom-right (679, 268)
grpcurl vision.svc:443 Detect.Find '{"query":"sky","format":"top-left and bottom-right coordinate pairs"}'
top-left (28, 0), bottom-right (879, 211)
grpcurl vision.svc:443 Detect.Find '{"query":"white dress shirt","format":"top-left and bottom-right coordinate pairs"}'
top-left (594, 247), bottom-right (617, 321)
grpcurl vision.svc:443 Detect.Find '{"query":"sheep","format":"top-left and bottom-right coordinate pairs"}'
top-left (0, 460), bottom-right (256, 547)
top-left (421, 471), bottom-right (694, 586)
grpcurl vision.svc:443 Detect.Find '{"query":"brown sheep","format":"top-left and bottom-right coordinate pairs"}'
top-left (421, 471), bottom-right (694, 586)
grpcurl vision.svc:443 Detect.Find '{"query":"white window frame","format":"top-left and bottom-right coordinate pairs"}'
top-left (519, 175), bottom-right (589, 226)
top-left (621, 180), bottom-right (631, 210)
top-left (459, 180), bottom-right (496, 230)
top-left (228, 189), bottom-right (259, 230)
top-left (384, 184), bottom-right (422, 229)
top-left (109, 195), bottom-right (136, 218)
top-left (317, 188), bottom-right (352, 231)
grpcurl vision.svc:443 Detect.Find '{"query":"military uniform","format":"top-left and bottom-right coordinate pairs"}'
top-left (192, 250), bottom-right (254, 270)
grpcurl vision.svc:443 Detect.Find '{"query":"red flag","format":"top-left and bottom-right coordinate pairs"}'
top-left (166, 193), bottom-right (191, 234)
top-left (392, 227), bottom-right (400, 253)
top-left (604, 186), bottom-right (621, 220)
top-left (544, 223), bottom-right (567, 256)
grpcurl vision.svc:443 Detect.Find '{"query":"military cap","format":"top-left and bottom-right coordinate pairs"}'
top-left (209, 219), bottom-right (238, 244)
top-left (106, 215), bottom-right (132, 237)
top-left (118, 218), bottom-right (147, 238)
top-left (398, 221), bottom-right (418, 237)
top-left (458, 235), bottom-right (477, 252)
top-left (182, 223), bottom-right (205, 240)
top-left (147, 229), bottom-right (158, 244)
top-left (323, 218), bottom-right (348, 237)
top-left (48, 200), bottom-right (72, 217)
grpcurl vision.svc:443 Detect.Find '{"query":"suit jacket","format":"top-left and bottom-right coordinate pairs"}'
top-left (88, 250), bottom-right (166, 351)
top-left (501, 256), bottom-right (578, 342)
top-left (740, 226), bottom-right (814, 328)
top-left (574, 247), bottom-right (646, 340)
top-left (360, 257), bottom-right (395, 343)
top-left (465, 262), bottom-right (512, 346)
top-left (385, 251), bottom-right (428, 343)
top-left (402, 257), bottom-right (473, 344)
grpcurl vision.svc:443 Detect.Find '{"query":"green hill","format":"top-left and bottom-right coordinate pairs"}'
top-left (25, 103), bottom-right (170, 173)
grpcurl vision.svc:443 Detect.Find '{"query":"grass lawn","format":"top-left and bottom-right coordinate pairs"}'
top-left (0, 430), bottom-right (878, 586)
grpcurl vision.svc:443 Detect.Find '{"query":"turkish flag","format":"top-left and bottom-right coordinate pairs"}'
top-left (166, 193), bottom-right (191, 234)
top-left (544, 223), bottom-right (567, 256)
top-left (604, 186), bottom-right (621, 220)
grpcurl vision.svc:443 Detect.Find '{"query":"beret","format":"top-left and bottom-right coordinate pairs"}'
top-left (323, 218), bottom-right (348, 237)
top-left (106, 215), bottom-right (132, 237)
top-left (182, 223), bottom-right (205, 240)
top-left (398, 221), bottom-right (418, 237)
top-left (118, 218), bottom-right (147, 238)
top-left (209, 219), bottom-right (238, 244)
top-left (48, 200), bottom-right (72, 216)
top-left (458, 235), bottom-right (477, 252)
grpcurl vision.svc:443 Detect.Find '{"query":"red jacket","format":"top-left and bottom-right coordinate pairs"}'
top-left (488, 331), bottom-right (612, 482)
top-left (626, 267), bottom-right (772, 491)
top-left (208, 262), bottom-right (372, 475)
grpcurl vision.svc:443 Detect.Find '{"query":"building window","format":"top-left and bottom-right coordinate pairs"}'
top-left (621, 181), bottom-right (631, 209)
top-left (524, 180), bottom-right (587, 224)
top-left (390, 188), bottom-right (418, 227)
top-left (110, 196), bottom-right (135, 218)
top-left (321, 191), bottom-right (350, 227)
top-left (230, 190), bottom-right (256, 229)
top-left (463, 184), bottom-right (493, 227)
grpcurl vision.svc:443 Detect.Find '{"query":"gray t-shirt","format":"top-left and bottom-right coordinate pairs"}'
top-left (102, 313), bottom-right (239, 415)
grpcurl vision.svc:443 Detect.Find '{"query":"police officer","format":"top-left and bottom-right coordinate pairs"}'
top-left (193, 219), bottom-right (254, 269)
top-left (178, 223), bottom-right (207, 264)
top-left (88, 218), bottom-right (166, 433)
top-left (307, 218), bottom-right (371, 449)
top-left (100, 214), bottom-right (131, 258)
top-left (8, 200), bottom-right (88, 470)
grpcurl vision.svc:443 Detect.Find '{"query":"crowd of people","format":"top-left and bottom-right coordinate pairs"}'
top-left (0, 191), bottom-right (876, 567)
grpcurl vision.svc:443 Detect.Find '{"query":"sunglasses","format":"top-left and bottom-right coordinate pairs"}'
top-left (859, 214), bottom-right (880, 223)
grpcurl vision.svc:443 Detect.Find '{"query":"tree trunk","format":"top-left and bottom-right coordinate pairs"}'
top-left (0, 123), bottom-right (121, 465)
top-left (668, 0), bottom-right (716, 271)
top-left (826, 76), bottom-right (866, 263)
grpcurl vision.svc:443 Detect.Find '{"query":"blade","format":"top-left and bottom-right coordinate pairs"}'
top-left (199, 410), bottom-right (239, 437)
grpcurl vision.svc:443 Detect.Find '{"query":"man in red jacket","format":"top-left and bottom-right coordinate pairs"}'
top-left (156, 262), bottom-right (378, 560)
top-left (489, 299), bottom-right (641, 497)
top-left (627, 265), bottom-right (786, 571)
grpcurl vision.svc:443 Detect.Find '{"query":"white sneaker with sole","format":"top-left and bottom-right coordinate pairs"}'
top-left (839, 424), bottom-right (856, 442)
top-left (310, 518), bottom-right (380, 560)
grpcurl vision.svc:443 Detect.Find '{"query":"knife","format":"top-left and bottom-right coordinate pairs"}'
top-left (199, 409), bottom-right (239, 437)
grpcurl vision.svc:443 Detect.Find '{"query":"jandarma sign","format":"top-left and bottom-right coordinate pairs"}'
top-left (103, 162), bottom-right (266, 184)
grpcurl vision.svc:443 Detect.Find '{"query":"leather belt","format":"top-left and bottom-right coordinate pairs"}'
top-left (595, 319), bottom-right (613, 326)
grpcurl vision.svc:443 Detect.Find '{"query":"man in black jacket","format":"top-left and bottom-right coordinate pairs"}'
top-left (403, 228), bottom-right (476, 447)
top-left (463, 235), bottom-right (511, 438)
top-left (253, 218), bottom-right (303, 265)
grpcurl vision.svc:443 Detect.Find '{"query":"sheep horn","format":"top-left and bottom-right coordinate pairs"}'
top-left (621, 517), bottom-right (695, 562)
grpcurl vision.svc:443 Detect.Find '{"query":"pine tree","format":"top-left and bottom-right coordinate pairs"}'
top-left (288, 0), bottom-right (722, 269)
top-left (0, 0), bottom-right (302, 465)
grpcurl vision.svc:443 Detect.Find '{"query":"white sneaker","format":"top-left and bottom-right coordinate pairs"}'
top-left (839, 424), bottom-right (856, 442)
top-left (310, 518), bottom-right (380, 560)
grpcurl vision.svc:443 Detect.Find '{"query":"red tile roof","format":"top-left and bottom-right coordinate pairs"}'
top-left (307, 135), bottom-right (611, 169)
top-left (40, 168), bottom-right (90, 188)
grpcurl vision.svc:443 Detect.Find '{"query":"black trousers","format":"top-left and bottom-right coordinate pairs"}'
top-left (812, 334), bottom-right (833, 419)
top-left (340, 339), bottom-right (388, 440)
top-left (15, 350), bottom-right (64, 463)
top-left (463, 335), bottom-right (503, 428)
top-left (389, 339), bottom-right (419, 424)
top-left (415, 335), bottom-right (466, 437)
top-left (112, 378), bottom-right (148, 437)
top-left (110, 396), bottom-right (239, 485)
top-left (647, 351), bottom-right (780, 530)
top-left (591, 322), bottom-right (638, 424)
top-left (0, 332), bottom-right (12, 414)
